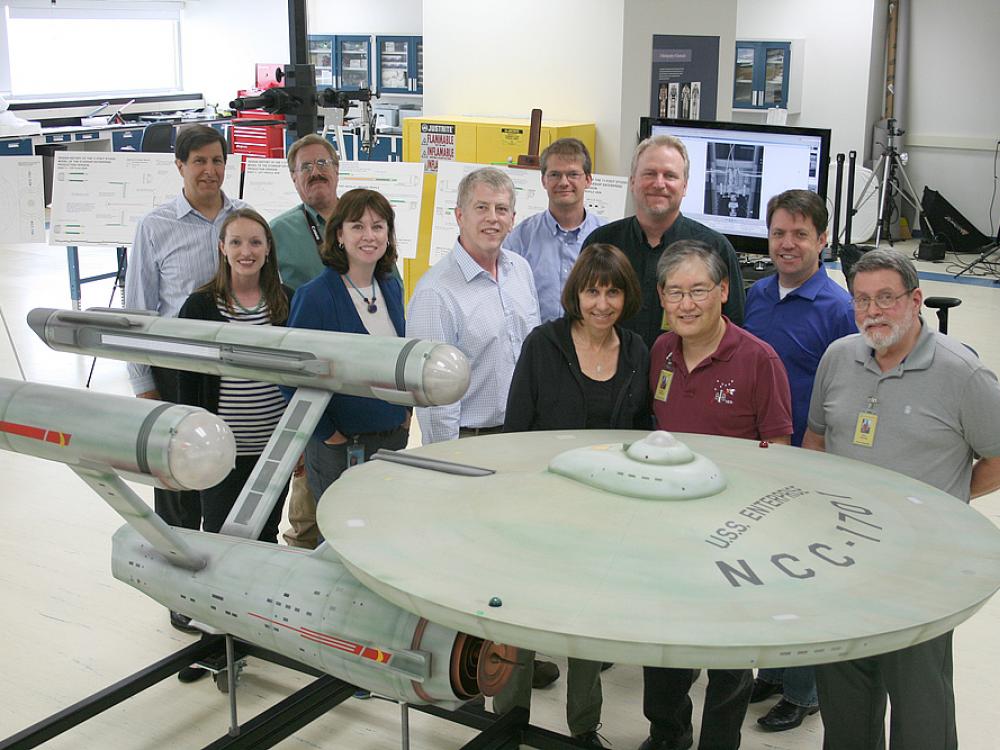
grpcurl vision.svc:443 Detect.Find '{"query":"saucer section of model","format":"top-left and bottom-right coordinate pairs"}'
top-left (318, 430), bottom-right (1000, 669)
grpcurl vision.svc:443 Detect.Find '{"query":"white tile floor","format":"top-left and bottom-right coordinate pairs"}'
top-left (1, 240), bottom-right (998, 749)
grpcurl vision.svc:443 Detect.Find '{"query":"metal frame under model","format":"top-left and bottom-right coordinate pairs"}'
top-left (0, 636), bottom-right (592, 750)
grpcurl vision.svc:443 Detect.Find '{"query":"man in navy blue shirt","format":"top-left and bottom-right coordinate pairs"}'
top-left (743, 189), bottom-right (855, 731)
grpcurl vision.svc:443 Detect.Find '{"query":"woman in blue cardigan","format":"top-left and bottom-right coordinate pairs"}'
top-left (287, 189), bottom-right (410, 502)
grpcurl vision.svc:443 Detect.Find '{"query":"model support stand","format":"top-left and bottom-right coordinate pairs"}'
top-left (854, 118), bottom-right (931, 248)
top-left (0, 636), bottom-right (589, 750)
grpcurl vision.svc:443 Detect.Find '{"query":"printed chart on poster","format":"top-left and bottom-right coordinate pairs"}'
top-left (0, 157), bottom-right (45, 243)
top-left (427, 161), bottom-right (629, 266)
top-left (241, 159), bottom-right (424, 259)
top-left (49, 152), bottom-right (242, 246)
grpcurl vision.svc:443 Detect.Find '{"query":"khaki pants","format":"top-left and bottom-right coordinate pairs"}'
top-left (282, 472), bottom-right (319, 549)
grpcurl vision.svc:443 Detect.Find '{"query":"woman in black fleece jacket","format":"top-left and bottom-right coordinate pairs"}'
top-left (494, 243), bottom-right (651, 745)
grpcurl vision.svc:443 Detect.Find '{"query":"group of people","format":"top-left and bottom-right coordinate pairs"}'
top-left (125, 124), bottom-right (1000, 750)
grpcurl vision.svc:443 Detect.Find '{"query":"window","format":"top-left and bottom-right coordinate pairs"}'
top-left (2, 2), bottom-right (182, 99)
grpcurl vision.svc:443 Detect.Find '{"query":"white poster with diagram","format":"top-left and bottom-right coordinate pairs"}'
top-left (0, 157), bottom-right (45, 243)
top-left (241, 158), bottom-right (424, 259)
top-left (49, 151), bottom-right (242, 246)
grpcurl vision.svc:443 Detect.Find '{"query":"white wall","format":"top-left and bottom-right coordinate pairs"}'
top-left (422, 0), bottom-right (738, 176)
top-left (733, 0), bottom-right (880, 161)
top-left (904, 0), bottom-right (1000, 236)
top-left (422, 0), bottom-right (627, 173)
top-left (620, 0), bottom-right (737, 174)
top-left (307, 0), bottom-right (422, 34)
top-left (181, 0), bottom-right (289, 108)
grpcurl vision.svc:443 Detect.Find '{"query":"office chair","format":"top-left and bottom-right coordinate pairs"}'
top-left (923, 297), bottom-right (961, 335)
top-left (140, 123), bottom-right (174, 153)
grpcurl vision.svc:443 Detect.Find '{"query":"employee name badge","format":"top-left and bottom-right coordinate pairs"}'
top-left (347, 442), bottom-right (365, 467)
top-left (654, 369), bottom-right (674, 402)
top-left (853, 411), bottom-right (878, 447)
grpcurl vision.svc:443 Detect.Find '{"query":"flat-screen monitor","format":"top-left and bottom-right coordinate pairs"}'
top-left (639, 117), bottom-right (831, 254)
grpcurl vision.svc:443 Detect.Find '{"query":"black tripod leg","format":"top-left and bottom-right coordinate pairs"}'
top-left (954, 243), bottom-right (1000, 280)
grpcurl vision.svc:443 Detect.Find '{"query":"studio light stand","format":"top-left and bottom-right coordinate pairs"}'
top-left (855, 118), bottom-right (931, 248)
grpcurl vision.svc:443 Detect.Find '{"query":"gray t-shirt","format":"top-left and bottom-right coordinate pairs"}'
top-left (808, 321), bottom-right (1000, 502)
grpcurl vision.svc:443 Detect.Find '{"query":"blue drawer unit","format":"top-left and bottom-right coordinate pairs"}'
top-left (44, 133), bottom-right (73, 144)
top-left (358, 134), bottom-right (401, 162)
top-left (1, 138), bottom-right (33, 155)
top-left (112, 128), bottom-right (144, 151)
top-left (74, 131), bottom-right (101, 142)
top-left (323, 131), bottom-right (357, 161)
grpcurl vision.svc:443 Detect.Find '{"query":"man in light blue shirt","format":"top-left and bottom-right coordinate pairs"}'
top-left (406, 167), bottom-right (540, 443)
top-left (124, 124), bottom-right (246, 635)
top-left (126, 125), bottom-right (246, 398)
top-left (506, 138), bottom-right (604, 323)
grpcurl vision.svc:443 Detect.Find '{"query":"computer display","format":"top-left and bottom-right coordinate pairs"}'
top-left (639, 117), bottom-right (831, 254)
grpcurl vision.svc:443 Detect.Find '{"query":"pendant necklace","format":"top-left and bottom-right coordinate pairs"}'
top-left (344, 274), bottom-right (378, 314)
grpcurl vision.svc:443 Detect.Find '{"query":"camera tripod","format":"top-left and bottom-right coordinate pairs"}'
top-left (855, 119), bottom-right (931, 248)
top-left (954, 232), bottom-right (1000, 279)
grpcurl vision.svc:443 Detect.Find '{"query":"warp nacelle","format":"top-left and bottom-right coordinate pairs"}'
top-left (28, 307), bottom-right (470, 407)
top-left (0, 377), bottom-right (234, 491)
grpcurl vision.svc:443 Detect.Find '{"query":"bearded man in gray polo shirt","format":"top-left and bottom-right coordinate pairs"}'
top-left (803, 249), bottom-right (1000, 750)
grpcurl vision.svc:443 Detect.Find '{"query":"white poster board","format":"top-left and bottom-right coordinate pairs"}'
top-left (0, 157), bottom-right (45, 243)
top-left (49, 151), bottom-right (243, 246)
top-left (240, 157), bottom-right (295, 221)
top-left (428, 161), bottom-right (629, 266)
top-left (241, 159), bottom-right (425, 259)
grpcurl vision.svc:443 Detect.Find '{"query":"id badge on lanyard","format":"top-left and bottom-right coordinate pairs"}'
top-left (654, 351), bottom-right (674, 403)
top-left (853, 396), bottom-right (879, 447)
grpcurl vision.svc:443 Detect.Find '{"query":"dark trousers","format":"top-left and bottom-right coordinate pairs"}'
top-left (151, 366), bottom-right (200, 529)
top-left (492, 649), bottom-right (603, 736)
top-left (201, 454), bottom-right (288, 543)
top-left (815, 631), bottom-right (956, 750)
top-left (643, 666), bottom-right (752, 750)
top-left (304, 425), bottom-right (409, 503)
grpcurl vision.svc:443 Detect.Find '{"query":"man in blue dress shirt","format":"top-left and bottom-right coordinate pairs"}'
top-left (407, 167), bottom-right (540, 443)
top-left (743, 189), bottom-right (855, 732)
top-left (125, 124), bottom-right (246, 635)
top-left (505, 138), bottom-right (604, 322)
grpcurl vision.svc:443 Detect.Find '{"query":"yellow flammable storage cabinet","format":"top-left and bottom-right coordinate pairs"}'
top-left (402, 115), bottom-right (596, 297)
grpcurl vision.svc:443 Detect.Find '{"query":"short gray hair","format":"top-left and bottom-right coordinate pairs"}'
top-left (656, 240), bottom-right (727, 287)
top-left (456, 167), bottom-right (516, 212)
top-left (848, 248), bottom-right (919, 291)
top-left (631, 134), bottom-right (690, 181)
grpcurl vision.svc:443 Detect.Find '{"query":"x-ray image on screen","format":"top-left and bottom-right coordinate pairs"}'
top-left (704, 142), bottom-right (765, 219)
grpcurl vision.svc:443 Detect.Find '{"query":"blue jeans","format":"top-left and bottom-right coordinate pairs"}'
top-left (757, 666), bottom-right (818, 708)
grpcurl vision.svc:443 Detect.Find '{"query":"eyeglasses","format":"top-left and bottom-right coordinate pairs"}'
top-left (662, 284), bottom-right (718, 304)
top-left (544, 170), bottom-right (586, 182)
top-left (297, 159), bottom-right (337, 174)
top-left (851, 289), bottom-right (914, 311)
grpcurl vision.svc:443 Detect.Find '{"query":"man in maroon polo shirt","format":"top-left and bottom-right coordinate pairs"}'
top-left (638, 239), bottom-right (792, 750)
